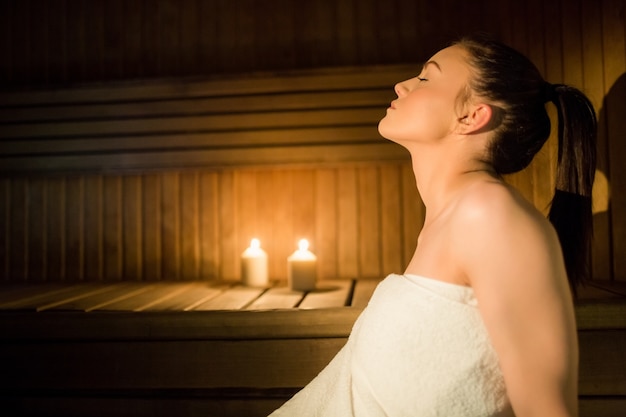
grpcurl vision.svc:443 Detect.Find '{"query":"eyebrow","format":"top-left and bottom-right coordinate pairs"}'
top-left (422, 60), bottom-right (442, 72)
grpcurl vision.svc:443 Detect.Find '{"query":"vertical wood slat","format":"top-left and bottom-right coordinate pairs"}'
top-left (337, 168), bottom-right (358, 279)
top-left (123, 176), bottom-right (142, 280)
top-left (103, 176), bottom-right (122, 281)
top-left (315, 169), bottom-right (338, 280)
top-left (47, 178), bottom-right (66, 281)
top-left (200, 172), bottom-right (219, 280)
top-left (0, 179), bottom-right (9, 281)
top-left (180, 172), bottom-right (199, 280)
top-left (84, 175), bottom-right (103, 281)
top-left (9, 178), bottom-right (28, 281)
top-left (65, 176), bottom-right (84, 281)
top-left (28, 179), bottom-right (46, 282)
top-left (161, 172), bottom-right (180, 280)
top-left (142, 174), bottom-right (161, 281)
top-left (358, 167), bottom-right (381, 278)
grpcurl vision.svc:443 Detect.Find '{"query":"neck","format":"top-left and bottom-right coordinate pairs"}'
top-left (403, 138), bottom-right (498, 223)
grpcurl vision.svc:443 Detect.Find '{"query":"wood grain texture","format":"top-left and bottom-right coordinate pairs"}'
top-left (0, 0), bottom-right (624, 285)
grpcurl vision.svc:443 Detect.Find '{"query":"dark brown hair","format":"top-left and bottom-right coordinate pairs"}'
top-left (456, 33), bottom-right (597, 293)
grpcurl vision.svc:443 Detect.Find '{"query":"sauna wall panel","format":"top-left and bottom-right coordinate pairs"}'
top-left (0, 164), bottom-right (423, 283)
top-left (0, 0), bottom-right (625, 282)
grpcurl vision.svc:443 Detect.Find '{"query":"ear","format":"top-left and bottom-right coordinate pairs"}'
top-left (457, 103), bottom-right (492, 135)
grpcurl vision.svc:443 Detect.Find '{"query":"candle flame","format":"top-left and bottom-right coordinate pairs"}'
top-left (298, 239), bottom-right (309, 252)
top-left (250, 238), bottom-right (261, 249)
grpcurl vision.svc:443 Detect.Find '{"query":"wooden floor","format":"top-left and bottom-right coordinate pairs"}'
top-left (0, 278), bottom-right (380, 313)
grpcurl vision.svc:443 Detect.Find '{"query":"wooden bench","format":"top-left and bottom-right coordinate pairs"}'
top-left (0, 280), bottom-right (624, 417)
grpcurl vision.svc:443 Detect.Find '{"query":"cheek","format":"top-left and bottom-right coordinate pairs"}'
top-left (378, 95), bottom-right (451, 142)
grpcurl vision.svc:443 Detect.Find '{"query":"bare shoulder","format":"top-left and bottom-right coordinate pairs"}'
top-left (453, 180), bottom-right (556, 242)
top-left (449, 179), bottom-right (565, 286)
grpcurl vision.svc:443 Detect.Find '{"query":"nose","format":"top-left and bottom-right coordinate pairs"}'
top-left (394, 79), bottom-right (410, 97)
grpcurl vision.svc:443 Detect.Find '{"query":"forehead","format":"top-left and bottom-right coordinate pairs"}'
top-left (426, 45), bottom-right (470, 73)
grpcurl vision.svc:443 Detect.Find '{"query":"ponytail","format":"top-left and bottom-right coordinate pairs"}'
top-left (456, 34), bottom-right (598, 295)
top-left (546, 84), bottom-right (597, 294)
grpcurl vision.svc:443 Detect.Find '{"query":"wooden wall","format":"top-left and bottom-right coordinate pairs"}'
top-left (1, 0), bottom-right (625, 283)
top-left (0, 165), bottom-right (423, 282)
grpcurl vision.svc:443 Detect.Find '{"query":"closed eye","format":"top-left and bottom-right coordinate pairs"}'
top-left (417, 77), bottom-right (428, 82)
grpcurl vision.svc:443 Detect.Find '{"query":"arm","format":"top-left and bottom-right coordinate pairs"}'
top-left (454, 187), bottom-right (579, 417)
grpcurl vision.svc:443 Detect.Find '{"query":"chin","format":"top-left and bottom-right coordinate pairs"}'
top-left (377, 122), bottom-right (403, 146)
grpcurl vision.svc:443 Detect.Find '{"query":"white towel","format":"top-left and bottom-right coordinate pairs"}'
top-left (269, 274), bottom-right (514, 416)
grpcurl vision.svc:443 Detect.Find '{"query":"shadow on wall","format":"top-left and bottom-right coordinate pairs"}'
top-left (592, 71), bottom-right (626, 280)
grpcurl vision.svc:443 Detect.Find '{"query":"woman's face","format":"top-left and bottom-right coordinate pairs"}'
top-left (378, 45), bottom-right (473, 145)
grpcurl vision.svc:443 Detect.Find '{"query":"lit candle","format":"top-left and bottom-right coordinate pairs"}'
top-left (287, 239), bottom-right (317, 291)
top-left (241, 238), bottom-right (269, 287)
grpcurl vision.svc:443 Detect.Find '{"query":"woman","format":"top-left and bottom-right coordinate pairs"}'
top-left (270, 34), bottom-right (596, 417)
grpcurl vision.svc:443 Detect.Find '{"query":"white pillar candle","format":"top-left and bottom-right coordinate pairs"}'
top-left (287, 239), bottom-right (317, 291)
top-left (241, 238), bottom-right (269, 287)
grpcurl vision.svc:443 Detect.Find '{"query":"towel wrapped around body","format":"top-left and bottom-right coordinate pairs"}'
top-left (269, 273), bottom-right (514, 417)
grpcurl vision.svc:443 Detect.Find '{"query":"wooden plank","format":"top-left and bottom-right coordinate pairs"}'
top-left (41, 283), bottom-right (132, 311)
top-left (3, 395), bottom-right (288, 417)
top-left (27, 178), bottom-right (46, 281)
top-left (83, 175), bottom-right (103, 281)
top-left (578, 329), bottom-right (626, 395)
top-left (191, 285), bottom-right (265, 311)
top-left (0, 307), bottom-right (360, 340)
top-left (218, 171), bottom-right (237, 281)
top-left (0, 141), bottom-right (408, 175)
top-left (0, 89), bottom-right (392, 124)
top-left (0, 338), bottom-right (346, 390)
top-left (0, 284), bottom-right (97, 311)
top-left (0, 284), bottom-right (68, 308)
top-left (92, 283), bottom-right (197, 312)
top-left (180, 172), bottom-right (200, 280)
top-left (2, 329), bottom-right (616, 394)
top-left (46, 177), bottom-right (66, 280)
top-left (103, 176), bottom-right (122, 280)
top-left (236, 170), bottom-right (258, 282)
top-left (141, 283), bottom-right (225, 311)
top-left (199, 172), bottom-right (219, 280)
top-left (161, 172), bottom-right (180, 280)
top-left (255, 170), bottom-right (276, 280)
top-left (0, 109), bottom-right (383, 140)
top-left (350, 278), bottom-right (380, 308)
top-left (579, 398), bottom-right (626, 417)
top-left (0, 179), bottom-right (8, 281)
top-left (380, 164), bottom-right (403, 274)
top-left (82, 284), bottom-right (159, 312)
top-left (315, 169), bottom-right (338, 281)
top-left (245, 287), bottom-right (304, 310)
top-left (65, 176), bottom-right (85, 281)
top-left (298, 279), bottom-right (353, 309)
top-left (358, 166), bottom-right (381, 278)
top-left (142, 174), bottom-right (161, 281)
top-left (337, 168), bottom-right (358, 279)
top-left (9, 178), bottom-right (27, 281)
top-left (270, 169), bottom-right (292, 282)
top-left (0, 64), bottom-right (419, 105)
top-left (37, 284), bottom-right (125, 312)
top-left (122, 175), bottom-right (142, 280)
top-left (0, 126), bottom-right (381, 164)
